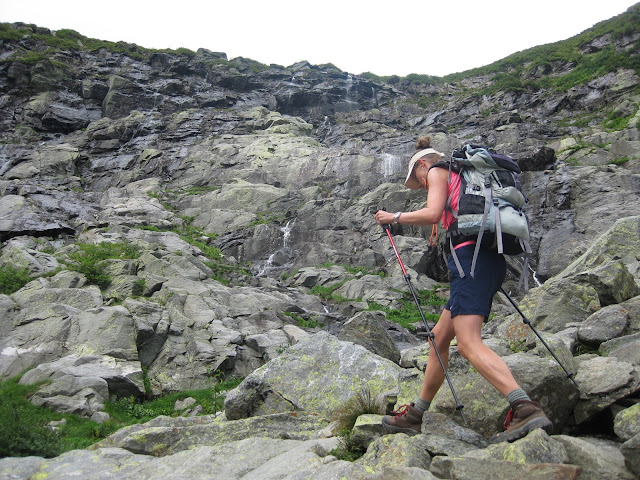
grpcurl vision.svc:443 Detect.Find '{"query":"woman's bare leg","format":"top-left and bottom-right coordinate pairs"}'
top-left (420, 309), bottom-right (456, 401)
top-left (453, 314), bottom-right (520, 396)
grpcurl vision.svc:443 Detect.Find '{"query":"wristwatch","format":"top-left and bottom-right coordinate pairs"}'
top-left (393, 212), bottom-right (402, 224)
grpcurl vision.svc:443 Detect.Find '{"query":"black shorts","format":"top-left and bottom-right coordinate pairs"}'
top-left (444, 244), bottom-right (506, 320)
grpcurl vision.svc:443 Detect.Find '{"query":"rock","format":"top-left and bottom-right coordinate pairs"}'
top-left (11, 281), bottom-right (103, 310)
top-left (19, 354), bottom-right (145, 402)
top-left (573, 356), bottom-right (640, 424)
top-left (0, 194), bottom-right (75, 241)
top-left (621, 433), bottom-right (640, 477)
top-left (518, 281), bottom-right (600, 333)
top-left (554, 435), bottom-right (637, 480)
top-left (174, 397), bottom-right (197, 411)
top-left (357, 433), bottom-right (432, 470)
top-left (557, 216), bottom-right (640, 305)
top-left (349, 414), bottom-right (386, 450)
top-left (29, 375), bottom-right (107, 416)
top-left (430, 456), bottom-right (580, 480)
top-left (464, 429), bottom-right (568, 464)
top-left (431, 353), bottom-right (580, 438)
top-left (94, 411), bottom-right (330, 456)
top-left (224, 332), bottom-right (403, 420)
top-left (421, 411), bottom-right (489, 449)
top-left (91, 412), bottom-right (111, 424)
top-left (600, 333), bottom-right (640, 366)
top-left (578, 305), bottom-right (629, 347)
top-left (0, 456), bottom-right (46, 480)
top-left (337, 311), bottom-right (401, 364)
top-left (614, 403), bottom-right (640, 441)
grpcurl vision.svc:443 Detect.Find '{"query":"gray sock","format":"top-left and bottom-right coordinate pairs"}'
top-left (506, 388), bottom-right (530, 405)
top-left (414, 397), bottom-right (431, 414)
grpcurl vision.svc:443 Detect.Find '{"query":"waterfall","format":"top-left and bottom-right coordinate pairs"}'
top-left (345, 74), bottom-right (353, 102)
top-left (316, 116), bottom-right (332, 139)
top-left (254, 220), bottom-right (295, 277)
top-left (530, 264), bottom-right (543, 287)
top-left (381, 153), bottom-right (402, 177)
top-left (281, 220), bottom-right (292, 248)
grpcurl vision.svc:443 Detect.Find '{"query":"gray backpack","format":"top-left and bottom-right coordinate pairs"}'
top-left (432, 145), bottom-right (532, 289)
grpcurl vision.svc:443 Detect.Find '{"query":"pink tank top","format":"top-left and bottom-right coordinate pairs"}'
top-left (441, 171), bottom-right (461, 230)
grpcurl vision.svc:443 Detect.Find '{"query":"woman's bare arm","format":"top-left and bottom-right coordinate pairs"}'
top-left (374, 167), bottom-right (449, 226)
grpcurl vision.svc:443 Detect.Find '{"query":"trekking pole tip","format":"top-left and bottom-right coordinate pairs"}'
top-left (456, 405), bottom-right (468, 425)
top-left (568, 372), bottom-right (580, 390)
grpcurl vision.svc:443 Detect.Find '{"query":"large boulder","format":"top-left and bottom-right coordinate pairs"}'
top-left (573, 356), bottom-right (640, 424)
top-left (224, 331), bottom-right (403, 420)
top-left (519, 216), bottom-right (640, 332)
top-left (554, 434), bottom-right (637, 480)
top-left (337, 311), bottom-right (401, 364)
top-left (94, 411), bottom-right (331, 456)
top-left (18, 354), bottom-right (145, 415)
top-left (532, 169), bottom-right (640, 280)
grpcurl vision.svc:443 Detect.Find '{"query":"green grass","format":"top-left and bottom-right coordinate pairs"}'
top-left (138, 217), bottom-right (252, 285)
top-left (0, 265), bottom-right (32, 295)
top-left (138, 219), bottom-right (221, 261)
top-left (609, 156), bottom-right (631, 165)
top-left (368, 288), bottom-right (446, 331)
top-left (310, 280), bottom-right (351, 303)
top-left (0, 373), bottom-right (242, 459)
top-left (184, 186), bottom-right (219, 195)
top-left (604, 110), bottom-right (636, 131)
top-left (61, 241), bottom-right (141, 289)
top-left (328, 386), bottom-right (383, 462)
top-left (105, 377), bottom-right (242, 423)
top-left (282, 311), bottom-right (320, 329)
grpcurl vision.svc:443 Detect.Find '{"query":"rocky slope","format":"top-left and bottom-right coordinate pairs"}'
top-left (1, 4), bottom-right (640, 479)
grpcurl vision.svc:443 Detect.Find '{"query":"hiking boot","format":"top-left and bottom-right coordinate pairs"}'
top-left (381, 403), bottom-right (423, 435)
top-left (489, 399), bottom-right (553, 444)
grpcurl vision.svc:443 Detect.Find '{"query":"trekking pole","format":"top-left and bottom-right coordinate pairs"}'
top-left (499, 287), bottom-right (580, 390)
top-left (382, 224), bottom-right (468, 425)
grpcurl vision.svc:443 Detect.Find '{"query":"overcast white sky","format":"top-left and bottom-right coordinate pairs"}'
top-left (1, 1), bottom-right (638, 77)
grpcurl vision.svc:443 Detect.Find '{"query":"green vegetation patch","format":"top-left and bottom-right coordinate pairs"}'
top-left (106, 376), bottom-right (242, 423)
top-left (0, 265), bottom-right (32, 295)
top-left (0, 373), bottom-right (242, 459)
top-left (138, 216), bottom-right (251, 285)
top-left (282, 311), bottom-right (320, 329)
top-left (310, 280), bottom-right (351, 303)
top-left (368, 288), bottom-right (446, 331)
top-left (62, 241), bottom-right (141, 289)
top-left (329, 386), bottom-right (384, 462)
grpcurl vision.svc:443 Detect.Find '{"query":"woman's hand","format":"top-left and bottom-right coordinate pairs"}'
top-left (374, 210), bottom-right (395, 225)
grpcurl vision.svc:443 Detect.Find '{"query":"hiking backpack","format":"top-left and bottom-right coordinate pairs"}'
top-left (432, 144), bottom-right (532, 289)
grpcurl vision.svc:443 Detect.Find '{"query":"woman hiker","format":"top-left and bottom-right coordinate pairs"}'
top-left (374, 136), bottom-right (552, 443)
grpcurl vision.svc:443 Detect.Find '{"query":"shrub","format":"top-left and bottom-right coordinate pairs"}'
top-left (0, 265), bottom-right (32, 295)
top-left (63, 242), bottom-right (141, 288)
top-left (329, 386), bottom-right (383, 461)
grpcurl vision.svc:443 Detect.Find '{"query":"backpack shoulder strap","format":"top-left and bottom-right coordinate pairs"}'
top-left (429, 159), bottom-right (462, 173)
